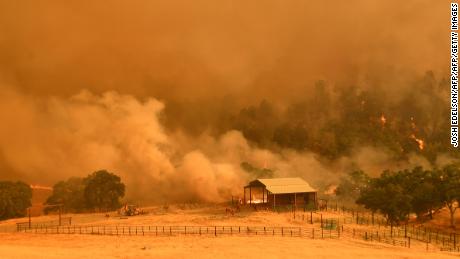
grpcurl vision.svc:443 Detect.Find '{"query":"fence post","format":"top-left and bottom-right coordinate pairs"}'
top-left (310, 211), bottom-right (313, 224)
top-left (408, 237), bottom-right (411, 248)
top-left (404, 224), bottom-right (407, 238)
top-left (214, 226), bottom-right (217, 237)
top-left (320, 214), bottom-right (323, 227)
top-left (454, 233), bottom-right (457, 249)
top-left (391, 223), bottom-right (393, 238)
top-left (312, 228), bottom-right (314, 239)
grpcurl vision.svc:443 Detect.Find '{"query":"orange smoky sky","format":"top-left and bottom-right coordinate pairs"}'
top-left (0, 0), bottom-right (448, 101)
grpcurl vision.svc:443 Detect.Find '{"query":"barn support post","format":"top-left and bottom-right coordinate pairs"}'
top-left (314, 192), bottom-right (318, 210)
top-left (294, 193), bottom-right (297, 218)
top-left (262, 188), bottom-right (265, 204)
top-left (249, 187), bottom-right (252, 205)
top-left (273, 194), bottom-right (276, 211)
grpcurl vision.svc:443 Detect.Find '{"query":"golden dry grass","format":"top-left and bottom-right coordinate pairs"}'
top-left (0, 232), bottom-right (457, 259)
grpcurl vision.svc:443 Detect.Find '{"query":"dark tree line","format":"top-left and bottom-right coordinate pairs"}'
top-left (0, 170), bottom-right (126, 220)
top-left (0, 181), bottom-right (32, 220)
top-left (46, 170), bottom-right (125, 213)
top-left (337, 164), bottom-right (460, 228)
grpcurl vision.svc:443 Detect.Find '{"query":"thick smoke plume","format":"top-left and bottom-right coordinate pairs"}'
top-left (0, 1), bottom-right (454, 202)
top-left (0, 87), bottom-right (338, 202)
top-left (0, 86), bottom-right (453, 203)
top-left (0, 87), bottom-right (247, 202)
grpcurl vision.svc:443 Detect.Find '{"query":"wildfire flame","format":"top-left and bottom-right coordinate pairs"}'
top-left (410, 134), bottom-right (424, 150)
top-left (380, 114), bottom-right (386, 125)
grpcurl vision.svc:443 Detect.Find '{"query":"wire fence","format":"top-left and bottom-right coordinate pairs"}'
top-left (16, 217), bottom-right (72, 232)
top-left (290, 205), bottom-right (460, 252)
top-left (19, 225), bottom-right (317, 237)
top-left (17, 224), bottom-right (410, 249)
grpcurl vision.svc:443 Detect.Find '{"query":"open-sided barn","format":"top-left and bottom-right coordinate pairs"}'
top-left (243, 177), bottom-right (317, 209)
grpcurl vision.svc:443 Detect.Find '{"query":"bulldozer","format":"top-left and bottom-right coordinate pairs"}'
top-left (118, 204), bottom-right (144, 216)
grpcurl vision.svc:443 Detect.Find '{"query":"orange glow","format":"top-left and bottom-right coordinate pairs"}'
top-left (30, 185), bottom-right (52, 190)
top-left (380, 114), bottom-right (386, 125)
top-left (410, 134), bottom-right (424, 150)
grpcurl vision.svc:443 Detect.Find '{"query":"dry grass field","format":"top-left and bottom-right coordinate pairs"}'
top-left (0, 233), bottom-right (455, 259)
top-left (0, 204), bottom-right (459, 259)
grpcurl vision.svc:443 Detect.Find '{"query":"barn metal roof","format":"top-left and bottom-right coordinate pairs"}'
top-left (248, 177), bottom-right (316, 194)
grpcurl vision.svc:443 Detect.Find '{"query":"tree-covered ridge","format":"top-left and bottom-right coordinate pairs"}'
top-left (228, 72), bottom-right (454, 162)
